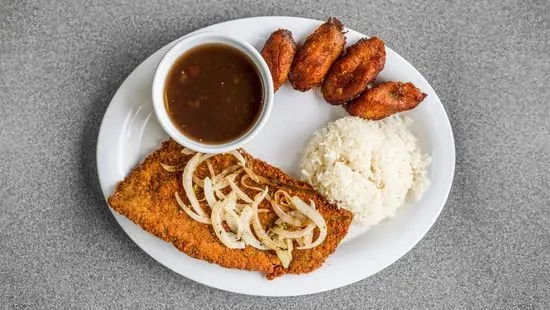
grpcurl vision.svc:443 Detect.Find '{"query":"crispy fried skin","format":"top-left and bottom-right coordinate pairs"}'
top-left (289, 17), bottom-right (346, 91)
top-left (345, 81), bottom-right (427, 120)
top-left (108, 140), bottom-right (352, 279)
top-left (322, 37), bottom-right (386, 105)
top-left (261, 29), bottom-right (296, 91)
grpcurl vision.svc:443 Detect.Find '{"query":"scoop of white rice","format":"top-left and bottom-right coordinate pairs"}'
top-left (300, 116), bottom-right (430, 227)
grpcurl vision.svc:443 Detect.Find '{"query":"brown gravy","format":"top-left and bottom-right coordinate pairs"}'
top-left (164, 44), bottom-right (263, 144)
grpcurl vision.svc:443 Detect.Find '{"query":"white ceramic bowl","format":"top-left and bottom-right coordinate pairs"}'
top-left (152, 32), bottom-right (274, 153)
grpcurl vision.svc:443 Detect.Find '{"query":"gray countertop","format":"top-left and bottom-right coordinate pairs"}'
top-left (1, 0), bottom-right (548, 308)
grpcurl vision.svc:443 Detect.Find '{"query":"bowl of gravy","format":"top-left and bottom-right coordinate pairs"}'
top-left (153, 32), bottom-right (274, 153)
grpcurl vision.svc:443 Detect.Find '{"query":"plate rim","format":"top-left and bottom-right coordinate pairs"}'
top-left (96, 16), bottom-right (456, 296)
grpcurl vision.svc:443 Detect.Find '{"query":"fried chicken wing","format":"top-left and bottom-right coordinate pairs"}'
top-left (345, 81), bottom-right (427, 120)
top-left (289, 17), bottom-right (346, 91)
top-left (261, 29), bottom-right (296, 91)
top-left (322, 37), bottom-right (386, 105)
top-left (108, 140), bottom-right (352, 279)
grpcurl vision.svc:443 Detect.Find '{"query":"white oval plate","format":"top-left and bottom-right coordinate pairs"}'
top-left (97, 16), bottom-right (455, 296)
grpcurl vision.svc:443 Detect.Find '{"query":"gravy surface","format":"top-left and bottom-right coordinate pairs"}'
top-left (165, 44), bottom-right (263, 144)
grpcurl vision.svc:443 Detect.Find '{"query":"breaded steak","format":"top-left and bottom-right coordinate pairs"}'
top-left (108, 140), bottom-right (352, 279)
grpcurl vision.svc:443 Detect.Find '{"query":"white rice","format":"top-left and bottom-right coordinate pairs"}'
top-left (300, 116), bottom-right (430, 227)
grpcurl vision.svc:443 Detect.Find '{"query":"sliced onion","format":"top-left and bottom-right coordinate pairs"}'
top-left (175, 192), bottom-right (210, 224)
top-left (224, 209), bottom-right (242, 238)
top-left (181, 148), bottom-right (196, 155)
top-left (160, 163), bottom-right (184, 172)
top-left (253, 192), bottom-right (264, 201)
top-left (242, 165), bottom-right (259, 182)
top-left (234, 203), bottom-right (246, 212)
top-left (203, 177), bottom-right (216, 209)
top-left (271, 232), bottom-right (287, 248)
top-left (240, 174), bottom-right (264, 192)
top-left (211, 199), bottom-right (245, 249)
top-left (212, 167), bottom-right (241, 188)
top-left (239, 206), bottom-right (269, 250)
top-left (212, 180), bottom-right (230, 190)
top-left (268, 198), bottom-right (303, 227)
top-left (190, 160), bottom-right (217, 188)
top-left (183, 153), bottom-right (214, 217)
top-left (230, 150), bottom-right (246, 165)
top-left (291, 196), bottom-right (327, 249)
top-left (287, 238), bottom-right (293, 252)
top-left (228, 174), bottom-right (254, 203)
top-left (275, 239), bottom-right (293, 268)
top-left (238, 162), bottom-right (269, 187)
top-left (271, 222), bottom-right (316, 239)
top-left (221, 212), bottom-right (237, 233)
top-left (287, 210), bottom-right (308, 222)
top-left (255, 175), bottom-right (275, 186)
top-left (251, 188), bottom-right (284, 250)
top-left (193, 175), bottom-right (205, 188)
top-left (303, 229), bottom-right (313, 247)
top-left (309, 199), bottom-right (316, 209)
top-left (296, 233), bottom-right (312, 248)
top-left (275, 189), bottom-right (291, 200)
top-left (223, 192), bottom-right (243, 239)
top-left (275, 248), bottom-right (292, 268)
top-left (215, 165), bottom-right (241, 182)
top-left (215, 189), bottom-right (226, 200)
top-left (273, 190), bottom-right (293, 211)
top-left (206, 160), bottom-right (215, 178)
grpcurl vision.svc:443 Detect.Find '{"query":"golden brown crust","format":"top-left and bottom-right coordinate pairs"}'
top-left (261, 29), bottom-right (296, 91)
top-left (108, 140), bottom-right (352, 279)
top-left (322, 37), bottom-right (386, 105)
top-left (345, 81), bottom-right (427, 120)
top-left (289, 17), bottom-right (346, 92)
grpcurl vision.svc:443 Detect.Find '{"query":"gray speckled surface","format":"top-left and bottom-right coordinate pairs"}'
top-left (1, 0), bottom-right (549, 308)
